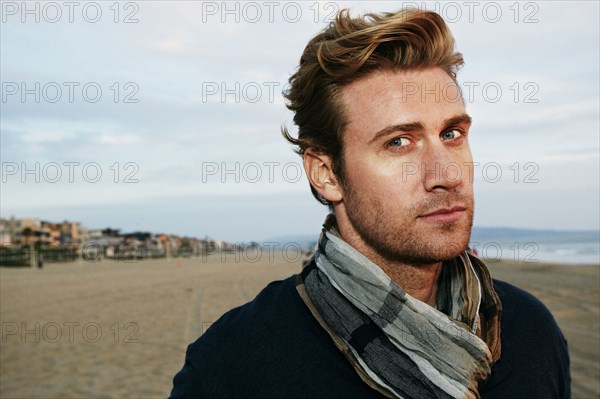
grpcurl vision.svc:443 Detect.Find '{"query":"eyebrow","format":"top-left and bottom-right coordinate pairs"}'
top-left (369, 113), bottom-right (472, 144)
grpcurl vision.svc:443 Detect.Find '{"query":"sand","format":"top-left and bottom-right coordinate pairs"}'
top-left (1, 255), bottom-right (598, 398)
top-left (486, 260), bottom-right (600, 398)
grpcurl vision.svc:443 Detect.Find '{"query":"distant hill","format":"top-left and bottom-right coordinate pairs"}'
top-left (263, 227), bottom-right (599, 250)
top-left (260, 234), bottom-right (319, 250)
top-left (471, 227), bottom-right (599, 242)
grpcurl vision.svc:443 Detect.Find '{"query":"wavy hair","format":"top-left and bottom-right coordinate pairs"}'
top-left (282, 9), bottom-right (464, 205)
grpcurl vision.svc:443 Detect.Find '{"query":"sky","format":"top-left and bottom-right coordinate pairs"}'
top-left (1, 0), bottom-right (599, 242)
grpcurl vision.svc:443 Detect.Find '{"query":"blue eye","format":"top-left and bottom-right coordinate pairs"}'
top-left (441, 129), bottom-right (462, 141)
top-left (388, 137), bottom-right (409, 147)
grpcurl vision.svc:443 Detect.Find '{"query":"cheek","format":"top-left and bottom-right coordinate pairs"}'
top-left (358, 160), bottom-right (421, 201)
top-left (344, 153), bottom-right (382, 182)
top-left (454, 145), bottom-right (474, 181)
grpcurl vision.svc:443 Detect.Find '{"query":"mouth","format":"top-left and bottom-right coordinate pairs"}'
top-left (418, 206), bottom-right (466, 223)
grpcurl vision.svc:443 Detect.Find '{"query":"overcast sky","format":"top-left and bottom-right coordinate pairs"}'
top-left (1, 1), bottom-right (599, 242)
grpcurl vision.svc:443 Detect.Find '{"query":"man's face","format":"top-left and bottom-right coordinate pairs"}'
top-left (336, 67), bottom-right (474, 265)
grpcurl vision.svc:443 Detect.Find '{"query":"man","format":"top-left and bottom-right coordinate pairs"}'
top-left (171, 9), bottom-right (570, 398)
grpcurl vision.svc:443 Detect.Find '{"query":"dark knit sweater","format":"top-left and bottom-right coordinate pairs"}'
top-left (170, 273), bottom-right (570, 399)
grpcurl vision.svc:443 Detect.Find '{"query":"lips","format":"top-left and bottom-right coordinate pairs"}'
top-left (418, 205), bottom-right (466, 223)
top-left (419, 205), bottom-right (466, 217)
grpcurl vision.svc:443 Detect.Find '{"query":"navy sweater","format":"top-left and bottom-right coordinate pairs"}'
top-left (170, 275), bottom-right (570, 398)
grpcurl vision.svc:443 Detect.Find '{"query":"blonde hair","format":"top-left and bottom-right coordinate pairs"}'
top-left (282, 9), bottom-right (464, 205)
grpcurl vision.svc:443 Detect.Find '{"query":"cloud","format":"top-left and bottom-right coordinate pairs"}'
top-left (96, 134), bottom-right (142, 146)
top-left (1, 1), bottom-right (599, 233)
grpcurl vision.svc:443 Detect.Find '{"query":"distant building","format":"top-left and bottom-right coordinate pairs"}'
top-left (59, 220), bottom-right (80, 246)
top-left (85, 229), bottom-right (123, 259)
top-left (38, 220), bottom-right (81, 248)
top-left (9, 217), bottom-right (41, 246)
top-left (0, 219), bottom-right (11, 246)
top-left (2, 216), bottom-right (232, 262)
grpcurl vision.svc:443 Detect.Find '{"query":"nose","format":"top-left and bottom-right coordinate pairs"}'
top-left (421, 141), bottom-right (463, 192)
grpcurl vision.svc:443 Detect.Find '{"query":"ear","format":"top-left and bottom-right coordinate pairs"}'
top-left (303, 148), bottom-right (343, 203)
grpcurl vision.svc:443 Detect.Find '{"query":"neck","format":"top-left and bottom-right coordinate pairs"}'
top-left (334, 212), bottom-right (443, 307)
top-left (380, 262), bottom-right (442, 307)
top-left (354, 239), bottom-right (443, 306)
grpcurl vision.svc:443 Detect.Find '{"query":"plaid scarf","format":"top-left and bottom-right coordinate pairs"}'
top-left (296, 216), bottom-right (501, 399)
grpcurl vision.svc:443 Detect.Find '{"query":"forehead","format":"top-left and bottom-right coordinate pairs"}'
top-left (340, 68), bottom-right (465, 135)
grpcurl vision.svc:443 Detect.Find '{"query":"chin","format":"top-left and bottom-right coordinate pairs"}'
top-left (393, 223), bottom-right (472, 265)
top-left (431, 230), bottom-right (471, 261)
top-left (402, 245), bottom-right (467, 265)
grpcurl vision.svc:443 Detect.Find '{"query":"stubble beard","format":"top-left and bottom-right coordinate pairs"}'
top-left (342, 181), bottom-right (474, 266)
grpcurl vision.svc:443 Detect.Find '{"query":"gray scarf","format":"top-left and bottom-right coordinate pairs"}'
top-left (296, 215), bottom-right (501, 399)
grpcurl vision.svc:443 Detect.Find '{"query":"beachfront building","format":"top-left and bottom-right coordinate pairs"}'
top-left (85, 229), bottom-right (123, 260)
top-left (59, 220), bottom-right (80, 246)
top-left (38, 220), bottom-right (82, 249)
top-left (1, 216), bottom-right (234, 264)
top-left (0, 219), bottom-right (12, 246)
top-left (120, 232), bottom-right (166, 259)
top-left (1, 217), bottom-right (83, 249)
top-left (7, 217), bottom-right (41, 246)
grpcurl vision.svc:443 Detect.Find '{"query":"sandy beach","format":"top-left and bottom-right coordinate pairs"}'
top-left (1, 254), bottom-right (598, 398)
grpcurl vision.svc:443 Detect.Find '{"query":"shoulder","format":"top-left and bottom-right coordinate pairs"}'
top-left (493, 279), bottom-right (554, 320)
top-left (170, 275), bottom-right (381, 399)
top-left (492, 279), bottom-right (570, 355)
top-left (482, 279), bottom-right (570, 398)
top-left (169, 276), bottom-right (301, 398)
top-left (203, 275), bottom-right (303, 337)
top-left (202, 275), bottom-right (320, 347)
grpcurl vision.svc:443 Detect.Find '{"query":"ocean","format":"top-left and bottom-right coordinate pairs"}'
top-left (469, 228), bottom-right (600, 265)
